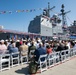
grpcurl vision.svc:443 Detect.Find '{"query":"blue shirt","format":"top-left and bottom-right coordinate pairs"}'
top-left (8, 44), bottom-right (13, 50)
top-left (34, 47), bottom-right (47, 61)
top-left (9, 47), bottom-right (19, 57)
top-left (9, 47), bottom-right (18, 53)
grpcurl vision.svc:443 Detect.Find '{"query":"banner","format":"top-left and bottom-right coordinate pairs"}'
top-left (0, 8), bottom-right (44, 14)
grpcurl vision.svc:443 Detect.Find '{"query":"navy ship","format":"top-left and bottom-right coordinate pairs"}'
top-left (28, 2), bottom-right (64, 40)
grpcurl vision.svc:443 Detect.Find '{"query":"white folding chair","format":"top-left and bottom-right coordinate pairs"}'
top-left (47, 53), bottom-right (55, 67)
top-left (0, 54), bottom-right (10, 71)
top-left (20, 50), bottom-right (28, 64)
top-left (65, 50), bottom-right (70, 59)
top-left (70, 48), bottom-right (74, 57)
top-left (72, 48), bottom-right (76, 56)
top-left (54, 51), bottom-right (60, 64)
top-left (60, 50), bottom-right (66, 62)
top-left (38, 54), bottom-right (47, 73)
top-left (10, 52), bottom-right (19, 67)
top-left (29, 50), bottom-right (35, 59)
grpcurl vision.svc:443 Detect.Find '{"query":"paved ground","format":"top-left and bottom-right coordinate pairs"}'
top-left (0, 64), bottom-right (29, 75)
top-left (0, 57), bottom-right (76, 75)
top-left (36, 56), bottom-right (76, 75)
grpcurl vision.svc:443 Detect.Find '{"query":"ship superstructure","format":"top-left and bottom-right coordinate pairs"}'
top-left (28, 3), bottom-right (66, 39)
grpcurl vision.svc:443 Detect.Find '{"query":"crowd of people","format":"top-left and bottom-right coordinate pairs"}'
top-left (0, 37), bottom-right (76, 61)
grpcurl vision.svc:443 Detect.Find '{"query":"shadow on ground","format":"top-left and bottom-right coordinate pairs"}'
top-left (15, 66), bottom-right (30, 75)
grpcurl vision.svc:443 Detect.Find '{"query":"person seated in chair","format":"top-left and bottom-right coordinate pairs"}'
top-left (34, 43), bottom-right (47, 62)
top-left (46, 45), bottom-right (52, 54)
top-left (19, 40), bottom-right (28, 56)
top-left (9, 42), bottom-right (19, 57)
top-left (0, 40), bottom-right (7, 54)
top-left (9, 43), bottom-right (19, 53)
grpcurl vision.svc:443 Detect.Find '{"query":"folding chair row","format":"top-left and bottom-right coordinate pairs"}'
top-left (33, 48), bottom-right (76, 73)
top-left (47, 52), bottom-right (60, 68)
top-left (0, 51), bottom-right (28, 71)
top-left (11, 51), bottom-right (28, 67)
top-left (60, 48), bottom-right (76, 62)
top-left (37, 52), bottom-right (60, 73)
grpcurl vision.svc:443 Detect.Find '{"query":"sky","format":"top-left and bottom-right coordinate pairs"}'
top-left (0, 0), bottom-right (76, 32)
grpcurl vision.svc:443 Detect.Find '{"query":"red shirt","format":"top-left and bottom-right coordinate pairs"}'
top-left (46, 48), bottom-right (52, 54)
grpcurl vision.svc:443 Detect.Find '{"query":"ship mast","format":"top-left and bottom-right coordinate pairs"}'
top-left (47, 2), bottom-right (50, 17)
top-left (43, 2), bottom-right (55, 18)
top-left (60, 4), bottom-right (70, 33)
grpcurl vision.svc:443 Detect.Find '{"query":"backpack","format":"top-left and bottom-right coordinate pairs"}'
top-left (29, 58), bottom-right (38, 74)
